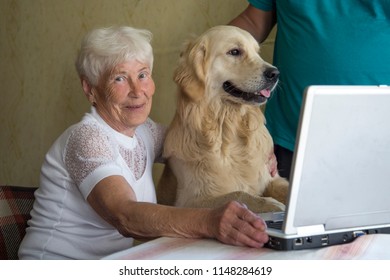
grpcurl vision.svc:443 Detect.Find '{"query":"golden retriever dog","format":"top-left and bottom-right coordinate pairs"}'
top-left (157, 25), bottom-right (289, 213)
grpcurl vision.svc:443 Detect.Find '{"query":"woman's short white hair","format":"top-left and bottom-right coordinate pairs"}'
top-left (75, 26), bottom-right (153, 86)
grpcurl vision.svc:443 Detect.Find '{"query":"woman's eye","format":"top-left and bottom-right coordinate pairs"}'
top-left (139, 72), bottom-right (149, 79)
top-left (228, 49), bottom-right (242, 56)
top-left (115, 76), bottom-right (125, 82)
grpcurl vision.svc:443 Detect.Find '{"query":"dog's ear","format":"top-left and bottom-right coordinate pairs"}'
top-left (174, 36), bottom-right (207, 102)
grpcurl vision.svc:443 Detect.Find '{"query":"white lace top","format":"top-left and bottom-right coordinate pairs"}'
top-left (64, 109), bottom-right (165, 196)
top-left (19, 107), bottom-right (166, 259)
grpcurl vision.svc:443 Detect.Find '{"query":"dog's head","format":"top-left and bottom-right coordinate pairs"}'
top-left (174, 25), bottom-right (279, 105)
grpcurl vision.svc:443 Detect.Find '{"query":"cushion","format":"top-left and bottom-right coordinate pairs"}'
top-left (0, 186), bottom-right (36, 260)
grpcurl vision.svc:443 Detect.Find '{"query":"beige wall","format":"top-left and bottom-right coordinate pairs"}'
top-left (0, 0), bottom-right (275, 187)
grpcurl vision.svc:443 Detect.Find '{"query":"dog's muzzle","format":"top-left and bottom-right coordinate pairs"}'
top-left (223, 67), bottom-right (280, 104)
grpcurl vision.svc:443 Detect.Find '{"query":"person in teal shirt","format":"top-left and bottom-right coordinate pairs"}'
top-left (230, 0), bottom-right (390, 179)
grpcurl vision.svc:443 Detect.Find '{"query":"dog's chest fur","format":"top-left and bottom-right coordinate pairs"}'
top-left (164, 100), bottom-right (274, 205)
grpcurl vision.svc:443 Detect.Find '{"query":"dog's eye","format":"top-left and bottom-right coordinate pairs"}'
top-left (227, 49), bottom-right (242, 56)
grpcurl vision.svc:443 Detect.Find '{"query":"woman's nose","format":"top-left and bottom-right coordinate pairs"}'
top-left (128, 80), bottom-right (143, 96)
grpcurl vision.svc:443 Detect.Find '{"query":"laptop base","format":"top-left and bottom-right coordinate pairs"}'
top-left (265, 227), bottom-right (390, 250)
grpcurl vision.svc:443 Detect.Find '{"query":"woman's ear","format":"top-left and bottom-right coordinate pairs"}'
top-left (81, 78), bottom-right (97, 105)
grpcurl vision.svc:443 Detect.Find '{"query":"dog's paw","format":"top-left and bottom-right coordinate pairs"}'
top-left (184, 191), bottom-right (285, 213)
top-left (263, 177), bottom-right (289, 205)
top-left (244, 196), bottom-right (285, 213)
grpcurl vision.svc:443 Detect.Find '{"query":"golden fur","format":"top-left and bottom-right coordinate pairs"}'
top-left (157, 26), bottom-right (289, 213)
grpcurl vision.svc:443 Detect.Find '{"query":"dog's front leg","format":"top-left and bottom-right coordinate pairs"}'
top-left (189, 191), bottom-right (285, 213)
top-left (263, 177), bottom-right (289, 205)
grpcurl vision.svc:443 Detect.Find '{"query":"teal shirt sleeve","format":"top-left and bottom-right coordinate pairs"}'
top-left (248, 0), bottom-right (275, 11)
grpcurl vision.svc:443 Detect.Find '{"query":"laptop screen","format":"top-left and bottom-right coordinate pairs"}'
top-left (284, 86), bottom-right (390, 233)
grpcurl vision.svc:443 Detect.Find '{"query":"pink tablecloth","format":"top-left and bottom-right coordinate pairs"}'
top-left (104, 234), bottom-right (390, 260)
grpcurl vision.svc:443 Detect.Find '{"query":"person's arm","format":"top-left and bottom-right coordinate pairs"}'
top-left (229, 4), bottom-right (276, 43)
top-left (87, 175), bottom-right (269, 248)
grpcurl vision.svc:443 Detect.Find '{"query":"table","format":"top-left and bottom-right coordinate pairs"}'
top-left (104, 234), bottom-right (390, 260)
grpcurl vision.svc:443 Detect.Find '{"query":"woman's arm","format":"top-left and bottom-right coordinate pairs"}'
top-left (87, 175), bottom-right (269, 248)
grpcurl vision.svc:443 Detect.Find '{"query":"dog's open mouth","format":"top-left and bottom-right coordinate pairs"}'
top-left (222, 81), bottom-right (272, 103)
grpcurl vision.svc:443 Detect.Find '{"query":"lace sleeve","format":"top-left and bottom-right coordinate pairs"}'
top-left (64, 121), bottom-right (118, 187)
top-left (144, 118), bottom-right (167, 163)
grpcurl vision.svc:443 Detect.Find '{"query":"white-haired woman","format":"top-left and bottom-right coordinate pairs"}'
top-left (18, 26), bottom-right (269, 259)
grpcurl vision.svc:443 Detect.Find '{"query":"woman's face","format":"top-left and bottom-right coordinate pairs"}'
top-left (91, 60), bottom-right (155, 137)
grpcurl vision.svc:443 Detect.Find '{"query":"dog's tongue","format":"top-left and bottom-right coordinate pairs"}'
top-left (260, 89), bottom-right (271, 98)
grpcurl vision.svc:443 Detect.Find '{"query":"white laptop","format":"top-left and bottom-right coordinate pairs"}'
top-left (261, 85), bottom-right (390, 250)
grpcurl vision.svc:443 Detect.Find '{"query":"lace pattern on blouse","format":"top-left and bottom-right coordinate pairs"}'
top-left (118, 138), bottom-right (146, 180)
top-left (144, 118), bottom-right (166, 163)
top-left (65, 118), bottom-right (166, 186)
top-left (65, 122), bottom-right (118, 186)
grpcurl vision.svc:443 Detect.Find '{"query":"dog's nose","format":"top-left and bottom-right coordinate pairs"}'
top-left (264, 67), bottom-right (280, 82)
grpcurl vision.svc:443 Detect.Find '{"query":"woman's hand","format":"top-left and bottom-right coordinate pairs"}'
top-left (206, 201), bottom-right (269, 248)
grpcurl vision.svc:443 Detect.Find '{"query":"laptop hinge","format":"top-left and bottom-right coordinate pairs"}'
top-left (296, 224), bottom-right (325, 236)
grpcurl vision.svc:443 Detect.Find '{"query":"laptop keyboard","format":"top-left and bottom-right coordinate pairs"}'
top-left (266, 220), bottom-right (284, 230)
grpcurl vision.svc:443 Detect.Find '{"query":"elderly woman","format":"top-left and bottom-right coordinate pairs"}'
top-left (18, 26), bottom-right (269, 259)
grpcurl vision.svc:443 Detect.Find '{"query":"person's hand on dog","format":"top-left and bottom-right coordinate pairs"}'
top-left (268, 152), bottom-right (278, 177)
top-left (206, 201), bottom-right (269, 248)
